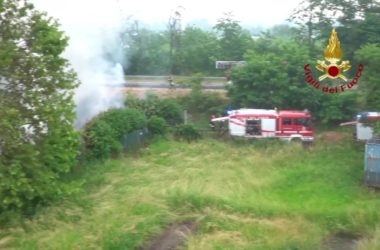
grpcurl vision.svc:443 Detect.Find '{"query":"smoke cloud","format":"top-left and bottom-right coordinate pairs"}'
top-left (32, 0), bottom-right (126, 127)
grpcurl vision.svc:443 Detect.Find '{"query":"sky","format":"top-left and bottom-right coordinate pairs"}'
top-left (33, 0), bottom-right (303, 29)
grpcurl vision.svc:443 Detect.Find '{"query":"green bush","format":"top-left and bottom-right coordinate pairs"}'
top-left (176, 74), bottom-right (228, 115)
top-left (173, 124), bottom-right (201, 142)
top-left (82, 108), bottom-right (147, 160)
top-left (179, 93), bottom-right (228, 115)
top-left (148, 116), bottom-right (167, 135)
top-left (126, 94), bottom-right (182, 125)
top-left (82, 119), bottom-right (121, 160)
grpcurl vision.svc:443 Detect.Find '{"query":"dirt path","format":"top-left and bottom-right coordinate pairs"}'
top-left (321, 233), bottom-right (361, 250)
top-left (144, 221), bottom-right (198, 250)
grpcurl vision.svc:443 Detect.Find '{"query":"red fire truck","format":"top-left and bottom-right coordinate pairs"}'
top-left (212, 108), bottom-right (314, 142)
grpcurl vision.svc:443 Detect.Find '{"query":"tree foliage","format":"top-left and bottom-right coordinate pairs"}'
top-left (177, 26), bottom-right (220, 75)
top-left (177, 73), bottom-right (228, 115)
top-left (229, 38), bottom-right (318, 109)
top-left (0, 0), bottom-right (79, 212)
top-left (122, 13), bottom-right (251, 75)
top-left (288, 0), bottom-right (333, 55)
top-left (289, 0), bottom-right (380, 58)
top-left (173, 124), bottom-right (201, 142)
top-left (355, 44), bottom-right (380, 110)
top-left (124, 22), bottom-right (170, 75)
top-left (147, 116), bottom-right (168, 136)
top-left (122, 5), bottom-right (380, 124)
top-left (125, 94), bottom-right (183, 125)
top-left (228, 37), bottom-right (358, 123)
top-left (213, 12), bottom-right (252, 61)
top-left (82, 108), bottom-right (147, 160)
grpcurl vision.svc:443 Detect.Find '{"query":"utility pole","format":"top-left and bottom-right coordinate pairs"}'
top-left (168, 6), bottom-right (184, 75)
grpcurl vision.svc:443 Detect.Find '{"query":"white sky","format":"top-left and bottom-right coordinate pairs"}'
top-left (33, 0), bottom-right (303, 28)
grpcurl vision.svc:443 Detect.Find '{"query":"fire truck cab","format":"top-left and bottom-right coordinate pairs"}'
top-left (212, 109), bottom-right (314, 142)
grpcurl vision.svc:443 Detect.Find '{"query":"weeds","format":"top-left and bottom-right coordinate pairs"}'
top-left (1, 135), bottom-right (379, 249)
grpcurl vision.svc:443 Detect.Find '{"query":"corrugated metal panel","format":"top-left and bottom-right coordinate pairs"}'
top-left (364, 138), bottom-right (380, 187)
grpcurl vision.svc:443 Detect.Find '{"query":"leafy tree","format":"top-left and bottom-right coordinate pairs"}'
top-left (317, 92), bottom-right (358, 123)
top-left (355, 43), bottom-right (380, 110)
top-left (333, 0), bottom-right (380, 60)
top-left (125, 94), bottom-right (182, 125)
top-left (0, 0), bottom-right (79, 212)
top-left (177, 26), bottom-right (220, 75)
top-left (266, 25), bottom-right (300, 40)
top-left (289, 0), bottom-right (380, 58)
top-left (213, 12), bottom-right (252, 61)
top-left (123, 21), bottom-right (170, 75)
top-left (229, 38), bottom-right (318, 109)
top-left (173, 124), bottom-right (201, 142)
top-left (82, 108), bottom-right (147, 160)
top-left (177, 73), bottom-right (228, 115)
top-left (147, 116), bottom-right (167, 135)
top-left (288, 0), bottom-right (333, 55)
top-left (228, 37), bottom-right (358, 123)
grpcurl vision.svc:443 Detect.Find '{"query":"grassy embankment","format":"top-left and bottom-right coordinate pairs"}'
top-left (1, 134), bottom-right (380, 249)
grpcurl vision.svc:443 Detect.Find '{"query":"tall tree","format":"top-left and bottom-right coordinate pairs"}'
top-left (355, 44), bottom-right (380, 110)
top-left (213, 12), bottom-right (252, 61)
top-left (0, 0), bottom-right (79, 212)
top-left (178, 26), bottom-right (220, 75)
top-left (335, 0), bottom-right (380, 59)
top-left (288, 0), bottom-right (334, 56)
top-left (123, 22), bottom-right (170, 75)
top-left (289, 0), bottom-right (380, 58)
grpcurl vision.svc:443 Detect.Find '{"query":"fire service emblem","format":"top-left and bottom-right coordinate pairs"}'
top-left (304, 29), bottom-right (363, 93)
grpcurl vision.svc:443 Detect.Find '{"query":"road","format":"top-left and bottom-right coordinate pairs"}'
top-left (113, 75), bottom-right (228, 90)
top-left (117, 82), bottom-right (226, 90)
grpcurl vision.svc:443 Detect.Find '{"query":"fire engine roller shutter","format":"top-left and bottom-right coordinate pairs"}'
top-left (261, 119), bottom-right (276, 137)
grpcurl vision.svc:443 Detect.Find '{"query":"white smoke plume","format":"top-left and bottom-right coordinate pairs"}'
top-left (32, 0), bottom-right (126, 128)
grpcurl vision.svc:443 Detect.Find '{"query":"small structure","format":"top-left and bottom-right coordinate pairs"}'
top-left (211, 108), bottom-right (314, 142)
top-left (340, 112), bottom-right (380, 141)
top-left (365, 137), bottom-right (380, 187)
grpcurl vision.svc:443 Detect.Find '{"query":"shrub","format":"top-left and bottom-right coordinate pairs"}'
top-left (176, 73), bottom-right (228, 115)
top-left (155, 99), bottom-right (183, 125)
top-left (82, 108), bottom-right (147, 160)
top-left (82, 119), bottom-right (121, 160)
top-left (148, 116), bottom-right (168, 135)
top-left (125, 94), bottom-right (182, 125)
top-left (173, 124), bottom-right (201, 142)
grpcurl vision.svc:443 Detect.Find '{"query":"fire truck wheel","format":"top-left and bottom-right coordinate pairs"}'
top-left (302, 140), bottom-right (313, 149)
top-left (290, 137), bottom-right (302, 143)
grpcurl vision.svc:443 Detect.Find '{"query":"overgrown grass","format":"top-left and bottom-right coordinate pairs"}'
top-left (1, 134), bottom-right (380, 249)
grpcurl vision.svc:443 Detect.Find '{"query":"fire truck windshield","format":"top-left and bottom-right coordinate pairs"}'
top-left (295, 118), bottom-right (312, 127)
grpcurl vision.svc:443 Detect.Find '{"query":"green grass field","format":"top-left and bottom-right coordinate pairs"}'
top-left (1, 134), bottom-right (380, 249)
